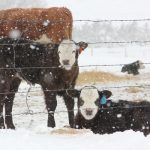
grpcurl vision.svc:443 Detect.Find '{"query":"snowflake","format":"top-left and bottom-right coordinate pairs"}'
top-left (43, 20), bottom-right (50, 26)
top-left (117, 114), bottom-right (122, 118)
top-left (30, 45), bottom-right (36, 49)
top-left (1, 80), bottom-right (5, 84)
top-left (8, 29), bottom-right (21, 39)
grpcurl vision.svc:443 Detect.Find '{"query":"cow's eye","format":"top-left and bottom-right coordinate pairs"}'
top-left (95, 98), bottom-right (99, 106)
top-left (58, 51), bottom-right (61, 54)
top-left (79, 98), bottom-right (84, 106)
top-left (72, 50), bottom-right (76, 53)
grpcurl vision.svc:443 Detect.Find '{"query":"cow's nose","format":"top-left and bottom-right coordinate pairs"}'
top-left (85, 109), bottom-right (93, 116)
top-left (63, 59), bottom-right (69, 65)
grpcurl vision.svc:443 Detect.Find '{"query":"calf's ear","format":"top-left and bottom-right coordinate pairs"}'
top-left (76, 41), bottom-right (88, 54)
top-left (98, 90), bottom-right (112, 99)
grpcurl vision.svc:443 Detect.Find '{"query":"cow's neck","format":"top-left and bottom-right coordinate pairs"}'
top-left (59, 64), bottom-right (79, 87)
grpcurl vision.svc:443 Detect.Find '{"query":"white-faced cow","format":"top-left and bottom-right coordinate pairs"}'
top-left (0, 7), bottom-right (72, 43)
top-left (0, 37), bottom-right (88, 129)
top-left (73, 86), bottom-right (150, 136)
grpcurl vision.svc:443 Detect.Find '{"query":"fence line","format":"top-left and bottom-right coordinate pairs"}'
top-left (0, 18), bottom-right (149, 117)
top-left (74, 19), bottom-right (150, 22)
top-left (11, 104), bottom-right (150, 117)
top-left (0, 84), bottom-right (150, 95)
top-left (0, 63), bottom-right (149, 71)
top-left (1, 40), bottom-right (150, 46)
top-left (0, 62), bottom-right (150, 71)
top-left (1, 18), bottom-right (150, 23)
top-left (87, 40), bottom-right (150, 45)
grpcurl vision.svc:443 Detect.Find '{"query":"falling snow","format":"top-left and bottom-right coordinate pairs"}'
top-left (43, 20), bottom-right (50, 26)
top-left (30, 45), bottom-right (36, 49)
top-left (8, 29), bottom-right (21, 39)
top-left (0, 1), bottom-right (150, 150)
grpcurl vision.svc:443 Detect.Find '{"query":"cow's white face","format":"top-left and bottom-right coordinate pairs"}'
top-left (58, 40), bottom-right (78, 70)
top-left (79, 88), bottom-right (99, 120)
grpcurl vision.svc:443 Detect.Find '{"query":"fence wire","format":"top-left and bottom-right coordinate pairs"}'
top-left (11, 104), bottom-right (150, 117)
top-left (0, 84), bottom-right (150, 96)
top-left (74, 19), bottom-right (150, 22)
top-left (0, 62), bottom-right (150, 71)
top-left (1, 40), bottom-right (150, 46)
top-left (0, 18), bottom-right (150, 117)
top-left (1, 18), bottom-right (150, 23)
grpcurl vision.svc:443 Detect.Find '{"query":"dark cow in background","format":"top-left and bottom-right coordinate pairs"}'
top-left (121, 60), bottom-right (145, 75)
top-left (0, 7), bottom-right (72, 43)
top-left (0, 37), bottom-right (88, 129)
top-left (73, 86), bottom-right (150, 136)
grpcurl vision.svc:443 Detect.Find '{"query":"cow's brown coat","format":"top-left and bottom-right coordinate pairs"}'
top-left (0, 7), bottom-right (72, 43)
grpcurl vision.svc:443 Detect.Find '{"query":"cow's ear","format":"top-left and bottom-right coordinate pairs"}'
top-left (98, 90), bottom-right (112, 99)
top-left (76, 41), bottom-right (88, 54)
top-left (67, 89), bottom-right (81, 98)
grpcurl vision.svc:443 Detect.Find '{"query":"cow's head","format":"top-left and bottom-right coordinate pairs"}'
top-left (71, 86), bottom-right (112, 120)
top-left (58, 40), bottom-right (88, 70)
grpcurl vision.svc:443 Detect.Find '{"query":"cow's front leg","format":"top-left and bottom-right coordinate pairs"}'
top-left (63, 92), bottom-right (75, 128)
top-left (5, 78), bottom-right (21, 129)
top-left (0, 102), bottom-right (4, 129)
top-left (43, 90), bottom-right (57, 128)
top-left (0, 74), bottom-right (11, 129)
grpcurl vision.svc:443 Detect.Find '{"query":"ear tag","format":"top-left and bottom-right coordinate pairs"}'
top-left (79, 47), bottom-right (84, 54)
top-left (100, 95), bottom-right (107, 105)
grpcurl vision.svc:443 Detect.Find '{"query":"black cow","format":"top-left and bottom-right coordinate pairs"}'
top-left (73, 86), bottom-right (150, 136)
top-left (0, 37), bottom-right (88, 129)
top-left (121, 60), bottom-right (145, 75)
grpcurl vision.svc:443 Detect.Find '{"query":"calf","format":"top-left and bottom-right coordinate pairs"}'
top-left (73, 86), bottom-right (150, 136)
top-left (0, 37), bottom-right (88, 129)
top-left (121, 60), bottom-right (145, 75)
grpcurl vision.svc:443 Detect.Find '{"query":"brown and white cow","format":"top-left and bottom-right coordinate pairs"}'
top-left (0, 7), bottom-right (72, 43)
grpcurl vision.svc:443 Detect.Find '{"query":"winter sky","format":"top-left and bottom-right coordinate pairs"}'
top-left (1, 0), bottom-right (150, 19)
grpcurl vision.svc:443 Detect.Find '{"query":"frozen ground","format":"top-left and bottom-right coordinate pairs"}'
top-left (0, 46), bottom-right (150, 150)
top-left (0, 1), bottom-right (150, 149)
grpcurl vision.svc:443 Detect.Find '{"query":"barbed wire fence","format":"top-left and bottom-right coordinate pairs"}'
top-left (0, 18), bottom-right (150, 122)
top-left (74, 19), bottom-right (150, 22)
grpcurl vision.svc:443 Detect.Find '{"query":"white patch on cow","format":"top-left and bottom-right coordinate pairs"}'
top-left (58, 40), bottom-right (77, 70)
top-left (9, 29), bottom-right (21, 39)
top-left (35, 34), bottom-right (52, 44)
top-left (138, 60), bottom-right (145, 69)
top-left (79, 88), bottom-right (99, 120)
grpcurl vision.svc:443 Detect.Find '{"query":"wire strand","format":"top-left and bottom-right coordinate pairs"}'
top-left (74, 19), bottom-right (150, 22)
top-left (1, 18), bottom-right (150, 23)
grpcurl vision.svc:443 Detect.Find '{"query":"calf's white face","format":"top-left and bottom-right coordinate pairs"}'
top-left (58, 40), bottom-right (78, 70)
top-left (79, 88), bottom-right (99, 120)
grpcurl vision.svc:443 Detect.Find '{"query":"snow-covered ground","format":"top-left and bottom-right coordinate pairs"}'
top-left (0, 45), bottom-right (149, 150)
top-left (79, 45), bottom-right (150, 73)
top-left (1, 1), bottom-right (150, 149)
